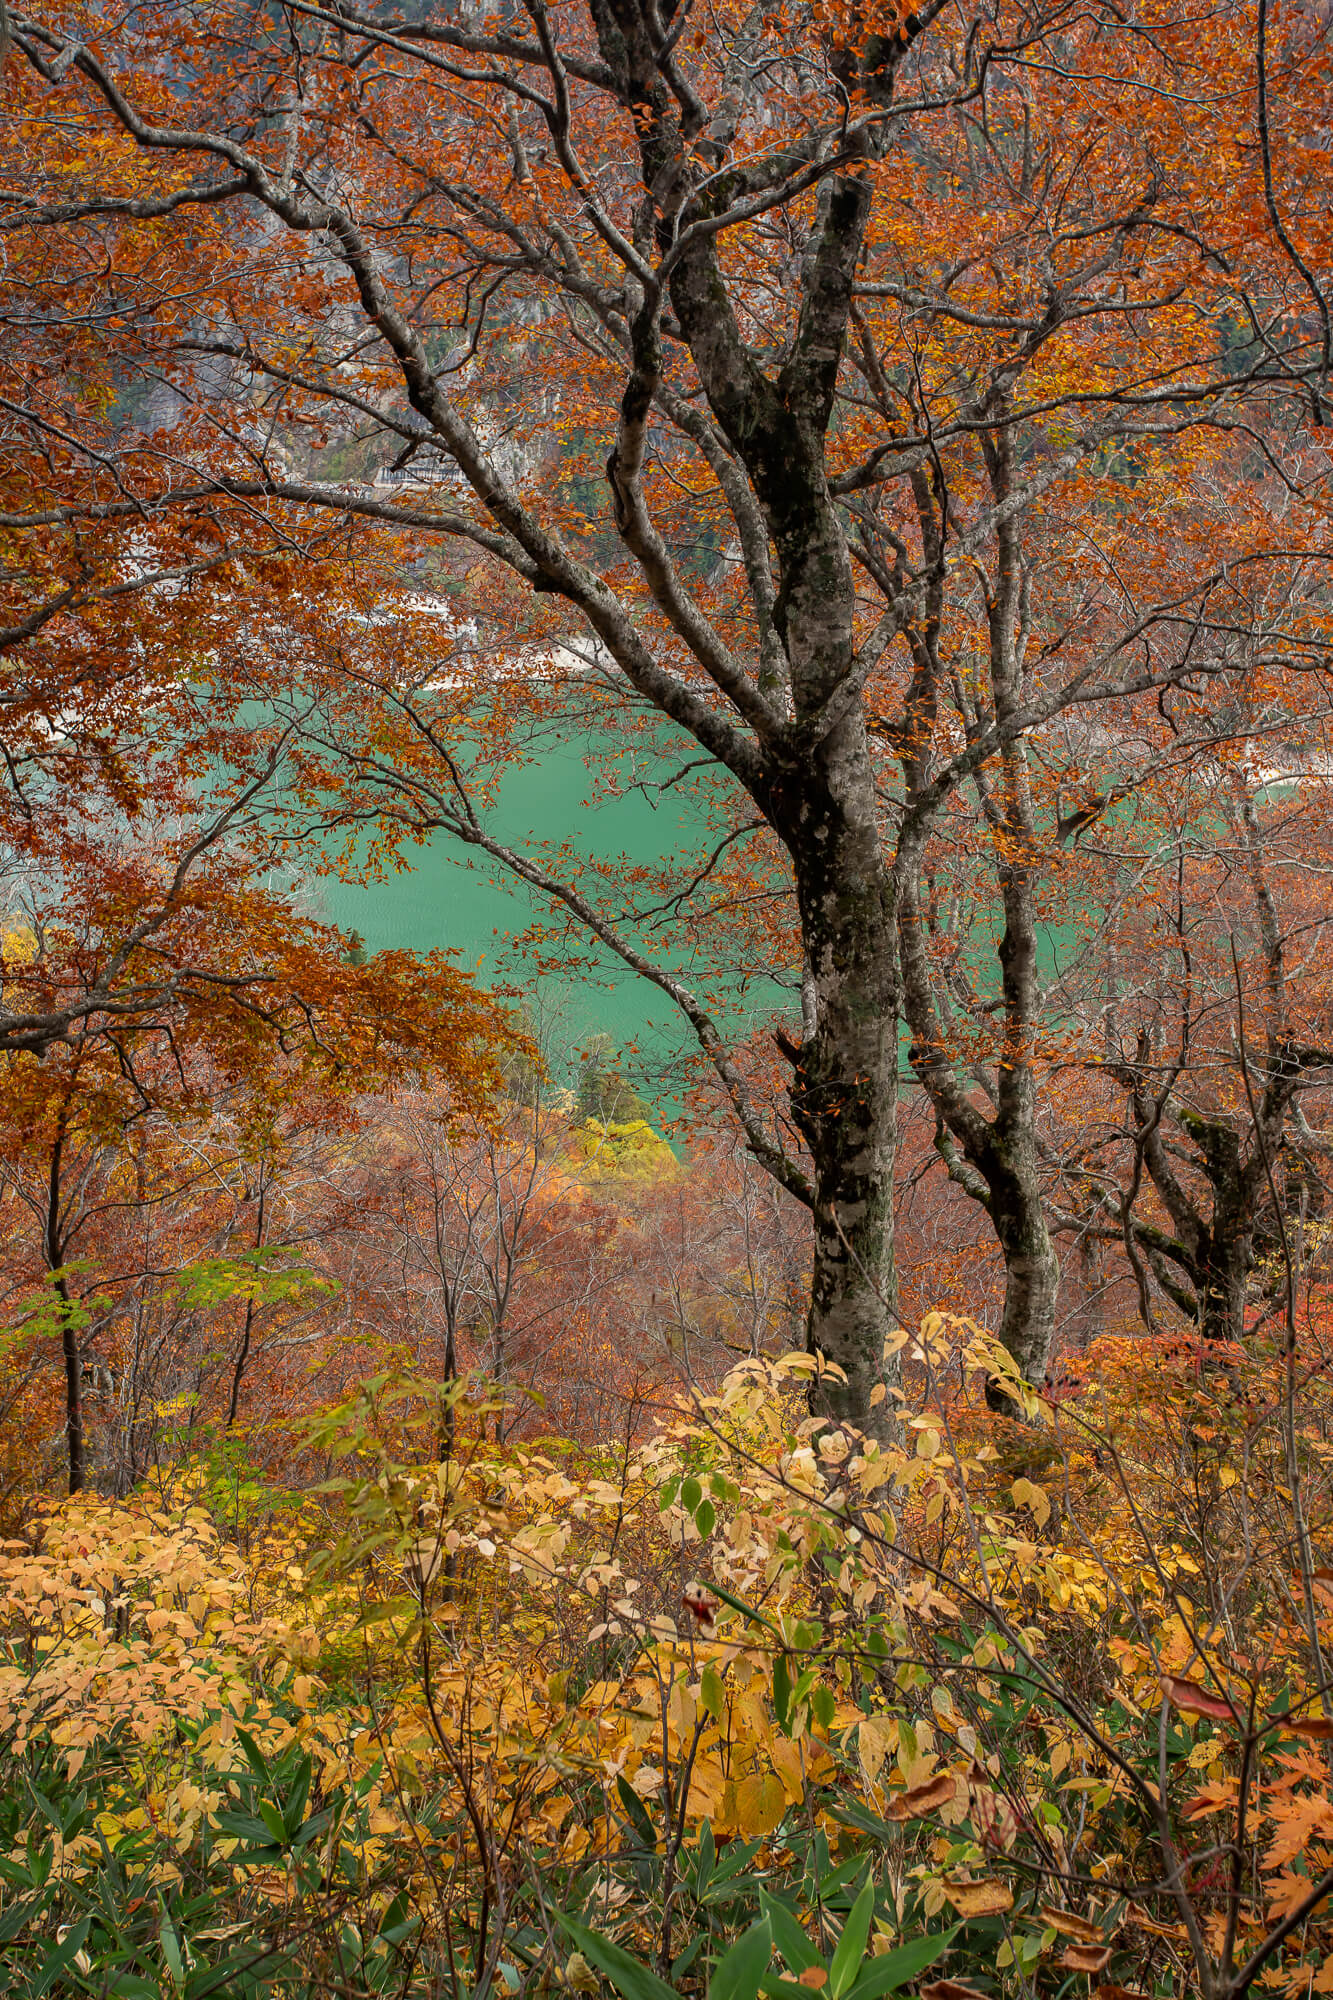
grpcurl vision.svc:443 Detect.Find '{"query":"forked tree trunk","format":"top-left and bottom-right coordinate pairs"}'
top-left (897, 831), bottom-right (1061, 1405)
top-left (1113, 789), bottom-right (1322, 1348)
top-left (785, 719), bottom-right (901, 1442)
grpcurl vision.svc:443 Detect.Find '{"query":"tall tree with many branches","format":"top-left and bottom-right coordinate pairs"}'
top-left (2, 0), bottom-right (1330, 1429)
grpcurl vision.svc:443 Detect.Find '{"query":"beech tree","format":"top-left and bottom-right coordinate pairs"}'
top-left (1049, 720), bottom-right (1333, 1345)
top-left (3, 0), bottom-right (1330, 1429)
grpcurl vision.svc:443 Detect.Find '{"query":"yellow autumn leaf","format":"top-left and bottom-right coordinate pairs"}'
top-left (858, 1714), bottom-right (898, 1783)
top-left (1011, 1477), bottom-right (1051, 1530)
top-left (734, 1771), bottom-right (786, 1838)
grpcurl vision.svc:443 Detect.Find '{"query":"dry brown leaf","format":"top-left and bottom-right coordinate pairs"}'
top-left (1060, 1944), bottom-right (1113, 1974)
top-left (887, 1773), bottom-right (958, 1820)
top-left (919, 1983), bottom-right (987, 2000)
top-left (797, 1972), bottom-right (827, 1991)
top-left (1125, 1912), bottom-right (1187, 1940)
top-left (1039, 1907), bottom-right (1109, 1945)
top-left (942, 1878), bottom-right (1013, 1918)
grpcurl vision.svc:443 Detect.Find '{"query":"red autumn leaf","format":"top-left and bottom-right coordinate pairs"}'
top-left (681, 1589), bottom-right (717, 1631)
top-left (1160, 1676), bottom-right (1238, 1723)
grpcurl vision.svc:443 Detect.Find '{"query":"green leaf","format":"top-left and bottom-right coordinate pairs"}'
top-left (758, 1892), bottom-right (820, 1975)
top-left (707, 1581), bottom-right (784, 1640)
top-left (710, 1919), bottom-right (772, 2000)
top-left (377, 1890), bottom-right (411, 1938)
top-left (25, 1789), bottom-right (65, 1836)
top-left (681, 1477), bottom-right (703, 1512)
top-left (695, 1497), bottom-right (716, 1538)
top-left (356, 1596), bottom-right (421, 1628)
top-left (258, 1800), bottom-right (288, 1846)
top-left (616, 1774), bottom-right (657, 1849)
top-left (772, 1653), bottom-right (792, 1731)
top-left (0, 1900), bottom-right (37, 1944)
top-left (33, 1918), bottom-right (92, 1998)
top-left (556, 1915), bottom-right (681, 2000)
top-left (282, 1758), bottom-right (313, 1837)
top-left (672, 1939), bottom-right (705, 1982)
top-left (186, 1951), bottom-right (278, 1998)
top-left (232, 1728), bottom-right (271, 1782)
top-left (291, 1805), bottom-right (337, 1851)
top-left (213, 1811), bottom-right (277, 1844)
top-left (700, 1665), bottom-right (725, 1721)
top-left (843, 1930), bottom-right (958, 2000)
top-left (707, 1838), bottom-right (763, 1889)
top-left (829, 1876), bottom-right (874, 1999)
top-left (813, 1852), bottom-right (875, 1901)
top-left (159, 1908), bottom-right (187, 1987)
top-left (694, 1820), bottom-right (716, 1898)
top-left (825, 1803), bottom-right (898, 1844)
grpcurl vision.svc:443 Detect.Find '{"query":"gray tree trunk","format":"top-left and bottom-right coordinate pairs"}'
top-left (784, 718), bottom-right (901, 1437)
top-left (990, 1157), bottom-right (1063, 1396)
top-left (893, 427), bottom-right (1059, 1403)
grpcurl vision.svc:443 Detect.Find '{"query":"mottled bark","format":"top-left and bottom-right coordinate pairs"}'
top-left (989, 1150), bottom-right (1062, 1395)
top-left (1184, 1114), bottom-right (1256, 1343)
top-left (1128, 1102), bottom-right (1263, 1346)
top-left (601, 5), bottom-right (907, 1437)
top-left (781, 718), bottom-right (901, 1439)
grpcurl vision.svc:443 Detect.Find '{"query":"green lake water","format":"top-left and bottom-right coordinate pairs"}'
top-left (298, 720), bottom-right (1102, 1105)
top-left (305, 725), bottom-right (735, 1091)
